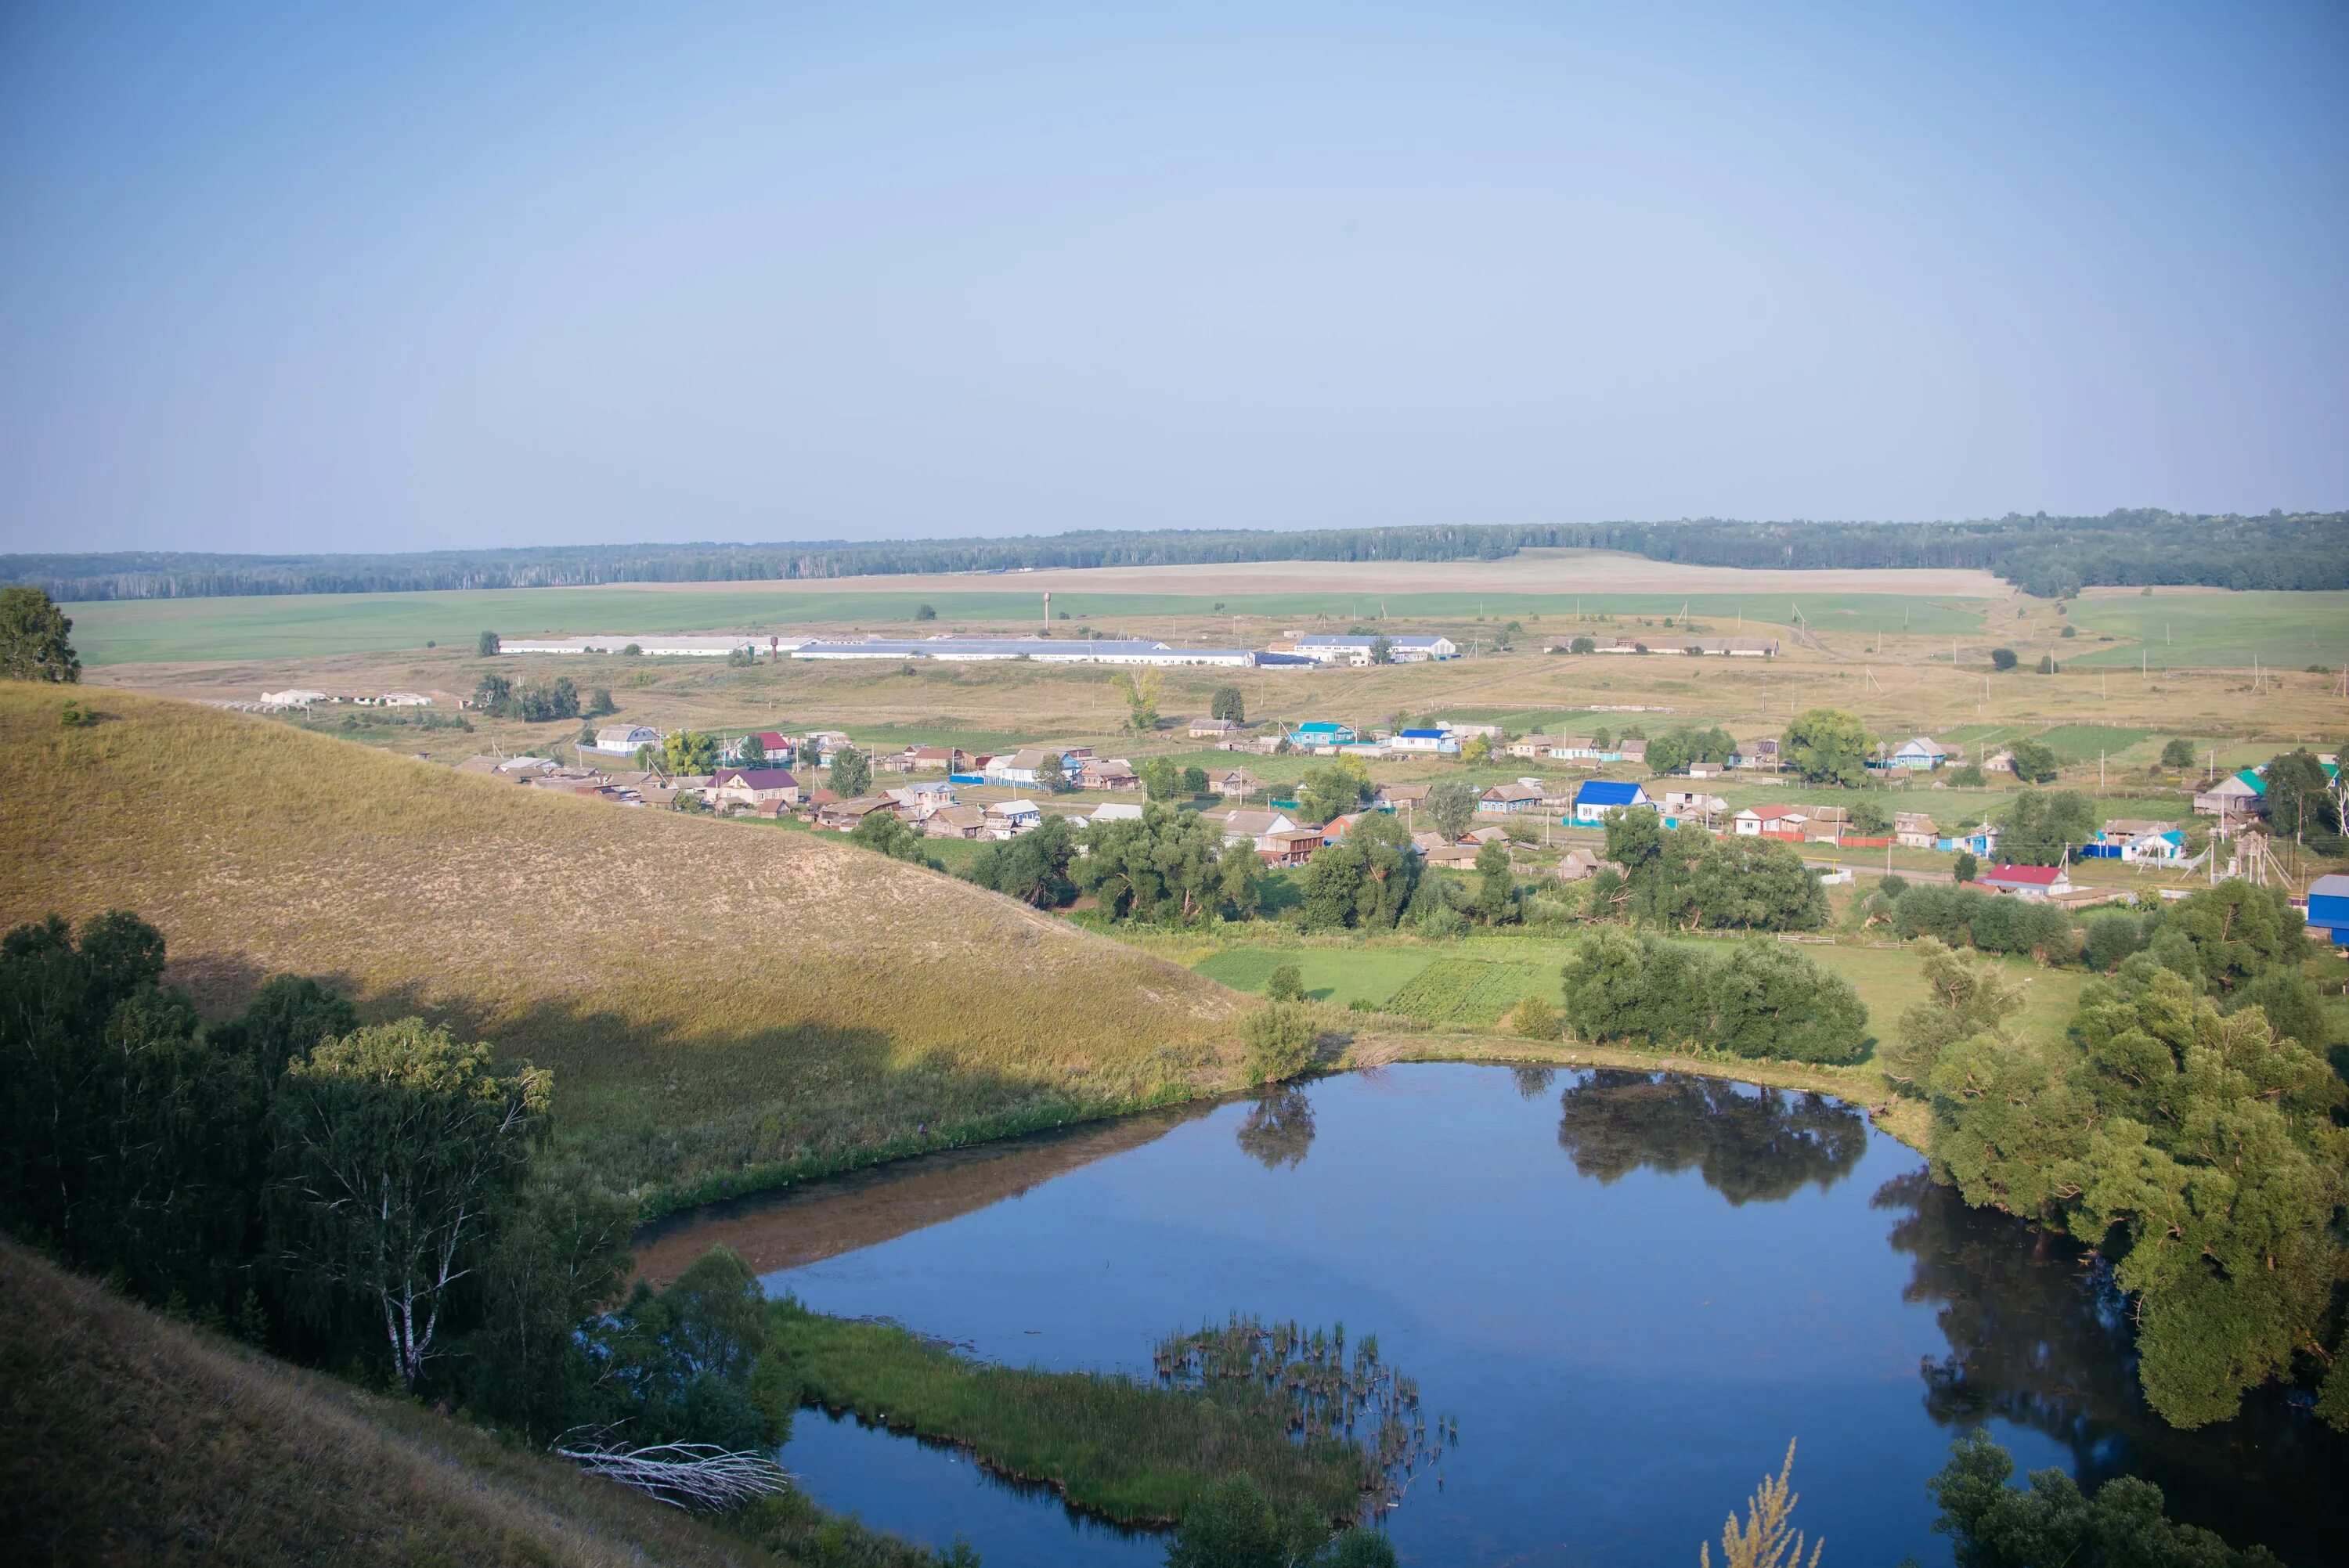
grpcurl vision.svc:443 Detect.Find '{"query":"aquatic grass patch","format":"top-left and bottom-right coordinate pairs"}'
top-left (764, 1299), bottom-right (1371, 1527)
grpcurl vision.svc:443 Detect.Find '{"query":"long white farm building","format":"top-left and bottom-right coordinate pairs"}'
top-left (791, 637), bottom-right (1256, 666)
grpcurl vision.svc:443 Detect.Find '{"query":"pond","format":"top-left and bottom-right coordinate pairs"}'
top-left (637, 1065), bottom-right (2344, 1566)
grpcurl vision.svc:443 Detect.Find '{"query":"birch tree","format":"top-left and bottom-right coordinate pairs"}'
top-left (271, 1018), bottom-right (548, 1390)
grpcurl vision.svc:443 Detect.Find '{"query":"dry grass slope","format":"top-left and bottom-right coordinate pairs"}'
top-left (0, 1238), bottom-right (782, 1567)
top-left (0, 686), bottom-right (1245, 1205)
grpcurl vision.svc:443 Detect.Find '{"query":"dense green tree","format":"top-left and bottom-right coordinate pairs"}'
top-left (1568, 635), bottom-right (1597, 654)
top-left (589, 1245), bottom-right (782, 1450)
top-left (739, 733), bottom-right (767, 766)
top-left (476, 630), bottom-right (500, 657)
top-left (1884, 938), bottom-right (2025, 1090)
top-left (1690, 838), bottom-right (1828, 932)
top-left (1300, 813), bottom-right (1419, 931)
top-left (966, 813), bottom-right (1077, 907)
top-left (1893, 885), bottom-right (2075, 959)
top-left (914, 603), bottom-right (937, 621)
top-left (1142, 755), bottom-right (1180, 801)
top-left (586, 687), bottom-right (616, 717)
top-left (1560, 929), bottom-right (1714, 1047)
top-left (1781, 708), bottom-right (1871, 787)
top-left (1368, 636), bottom-right (1393, 665)
top-left (2079, 910), bottom-right (2151, 971)
top-left (2008, 738), bottom-right (2060, 783)
top-left (1182, 765), bottom-right (1209, 795)
top-left (2158, 881), bottom-right (2300, 992)
top-left (1953, 849), bottom-right (1979, 884)
top-left (662, 730), bottom-right (721, 777)
top-left (1846, 798), bottom-right (1890, 836)
top-left (1297, 759), bottom-right (1373, 825)
top-left (2160, 737), bottom-right (2197, 770)
top-left (1210, 686), bottom-right (1246, 724)
top-left (1264, 964), bottom-right (1304, 1002)
top-left (1113, 668), bottom-right (1163, 733)
top-left (1999, 788), bottom-right (2095, 863)
top-left (1427, 780), bottom-right (1478, 841)
top-left (467, 1162), bottom-right (634, 1439)
top-left (1074, 806), bottom-right (1257, 923)
top-left (269, 1019), bottom-right (550, 1390)
top-left (1927, 1429), bottom-right (2282, 1567)
top-left (472, 672), bottom-right (513, 711)
top-left (2260, 748), bottom-right (2336, 838)
top-left (1035, 753), bottom-right (1069, 793)
top-left (1474, 841), bottom-right (1516, 925)
top-left (828, 744), bottom-right (871, 798)
top-left (0, 586), bottom-right (81, 682)
top-left (1710, 943), bottom-right (1870, 1064)
top-left (206, 974), bottom-right (359, 1080)
top-left (1990, 647), bottom-right (2019, 671)
top-left (1240, 1003), bottom-right (1317, 1086)
top-left (848, 809), bottom-right (928, 863)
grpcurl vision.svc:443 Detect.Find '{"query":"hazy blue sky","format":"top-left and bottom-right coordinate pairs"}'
top-left (2, 2), bottom-right (2344, 553)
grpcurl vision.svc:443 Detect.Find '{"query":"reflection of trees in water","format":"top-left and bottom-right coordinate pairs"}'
top-left (1874, 1170), bottom-right (2347, 1566)
top-left (1510, 1065), bottom-right (1557, 1099)
top-left (1236, 1088), bottom-right (1315, 1170)
top-left (1553, 1071), bottom-right (1866, 1205)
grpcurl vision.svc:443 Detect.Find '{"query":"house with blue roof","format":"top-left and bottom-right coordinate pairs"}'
top-left (1292, 721), bottom-right (1358, 748)
top-left (1391, 728), bottom-right (1460, 755)
top-left (1572, 779), bottom-right (1654, 824)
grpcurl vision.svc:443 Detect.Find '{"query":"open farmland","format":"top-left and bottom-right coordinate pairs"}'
top-left (2062, 587), bottom-right (2349, 669)
top-left (0, 686), bottom-right (1246, 1209)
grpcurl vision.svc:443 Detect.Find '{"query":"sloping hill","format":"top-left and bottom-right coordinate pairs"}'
top-left (0, 686), bottom-right (1244, 1205)
top-left (0, 1239), bottom-right (777, 1566)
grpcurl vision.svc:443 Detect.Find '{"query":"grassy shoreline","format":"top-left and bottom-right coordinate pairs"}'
top-left (767, 1299), bottom-right (1370, 1527)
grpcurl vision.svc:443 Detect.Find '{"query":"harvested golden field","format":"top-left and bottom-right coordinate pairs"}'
top-left (0, 686), bottom-right (1244, 1206)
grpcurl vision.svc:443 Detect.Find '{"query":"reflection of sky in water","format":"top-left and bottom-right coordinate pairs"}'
top-left (750, 1065), bottom-right (2318, 1568)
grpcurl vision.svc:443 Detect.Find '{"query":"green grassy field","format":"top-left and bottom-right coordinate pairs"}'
top-left (2062, 590), bottom-right (2349, 669)
top-left (64, 586), bottom-right (1988, 665)
top-left (1193, 932), bottom-right (2092, 1051)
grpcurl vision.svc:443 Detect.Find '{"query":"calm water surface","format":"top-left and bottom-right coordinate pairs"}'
top-left (644, 1065), bottom-right (2343, 1566)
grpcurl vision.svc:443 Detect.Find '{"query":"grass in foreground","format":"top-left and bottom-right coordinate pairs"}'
top-left (0, 685), bottom-right (1247, 1211)
top-left (766, 1299), bottom-right (1369, 1527)
top-left (0, 1236), bottom-right (947, 1568)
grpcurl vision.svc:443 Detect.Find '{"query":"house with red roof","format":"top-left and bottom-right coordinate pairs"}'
top-left (1973, 863), bottom-right (2073, 900)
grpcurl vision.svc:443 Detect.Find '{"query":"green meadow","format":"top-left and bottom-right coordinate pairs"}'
top-left (63, 585), bottom-right (1985, 665)
top-left (2062, 590), bottom-right (2349, 669)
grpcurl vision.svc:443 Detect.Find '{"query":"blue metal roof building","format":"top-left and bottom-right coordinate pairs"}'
top-left (1571, 780), bottom-right (1653, 824)
top-left (2308, 873), bottom-right (2349, 945)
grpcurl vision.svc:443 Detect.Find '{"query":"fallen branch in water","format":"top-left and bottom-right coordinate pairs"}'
top-left (552, 1429), bottom-right (792, 1511)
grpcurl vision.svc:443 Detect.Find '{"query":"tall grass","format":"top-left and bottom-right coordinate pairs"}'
top-left (0, 686), bottom-right (1247, 1209)
top-left (767, 1298), bottom-right (1369, 1526)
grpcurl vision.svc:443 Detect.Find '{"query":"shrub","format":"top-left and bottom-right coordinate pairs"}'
top-left (1878, 874), bottom-right (1909, 899)
top-left (1264, 964), bottom-right (1305, 1003)
top-left (2080, 910), bottom-right (2149, 971)
top-left (2160, 737), bottom-right (2196, 769)
top-left (1711, 943), bottom-right (1871, 1064)
top-left (1990, 647), bottom-right (2018, 670)
top-left (1506, 993), bottom-right (1560, 1040)
top-left (1240, 1003), bottom-right (1316, 1086)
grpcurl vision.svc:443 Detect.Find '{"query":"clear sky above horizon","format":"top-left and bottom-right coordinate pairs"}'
top-left (2, 2), bottom-right (2344, 555)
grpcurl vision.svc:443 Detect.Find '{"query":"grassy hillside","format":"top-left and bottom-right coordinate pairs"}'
top-left (0, 1238), bottom-right (933, 1567)
top-left (0, 685), bottom-right (1244, 1207)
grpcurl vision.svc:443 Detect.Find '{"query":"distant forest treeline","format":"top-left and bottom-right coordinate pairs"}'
top-left (8, 510), bottom-right (2344, 601)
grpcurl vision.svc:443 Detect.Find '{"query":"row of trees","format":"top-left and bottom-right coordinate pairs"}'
top-left (471, 671), bottom-right (592, 723)
top-left (1559, 931), bottom-right (1871, 1065)
top-left (1598, 816), bottom-right (1830, 932)
top-left (1884, 879), bottom-right (2348, 1431)
top-left (0, 912), bottom-right (795, 1459)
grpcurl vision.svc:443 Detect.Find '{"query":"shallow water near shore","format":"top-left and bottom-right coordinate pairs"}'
top-left (652, 1064), bottom-right (2344, 1566)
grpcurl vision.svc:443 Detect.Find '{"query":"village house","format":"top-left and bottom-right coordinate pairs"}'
top-left (1554, 847), bottom-right (1627, 882)
top-left (1291, 721), bottom-right (1358, 748)
top-left (1734, 804), bottom-right (1807, 838)
top-left (1409, 830), bottom-right (1451, 856)
top-left (1885, 737), bottom-right (1951, 771)
top-left (1936, 822), bottom-right (2001, 856)
top-left (984, 748), bottom-right (1076, 788)
top-left (1199, 806), bottom-right (1304, 852)
top-left (984, 799), bottom-right (1045, 838)
top-left (1894, 812), bottom-right (1939, 849)
top-left (922, 803), bottom-right (990, 840)
top-left (1801, 805), bottom-right (1851, 844)
top-left (1211, 768), bottom-right (1265, 798)
top-left (1728, 737), bottom-right (1781, 770)
top-left (1375, 781), bottom-right (1431, 811)
top-left (1320, 810), bottom-right (1373, 845)
top-left (1478, 781), bottom-right (1543, 815)
top-left (815, 795), bottom-right (893, 832)
top-left (1422, 842), bottom-right (1484, 869)
top-left (1975, 863), bottom-right (2073, 899)
top-left (1572, 780), bottom-right (1653, 824)
top-left (1260, 827), bottom-right (1324, 867)
top-left (1539, 780), bottom-right (1581, 813)
top-left (1658, 790), bottom-right (1727, 826)
top-left (2087, 819), bottom-right (2186, 863)
top-left (1616, 738), bottom-right (1648, 766)
top-left (587, 723), bottom-right (662, 751)
top-left (1391, 727), bottom-right (1460, 755)
top-left (1088, 802), bottom-right (1146, 824)
top-left (904, 744), bottom-right (965, 773)
top-left (1463, 825), bottom-right (1510, 846)
top-left (708, 766), bottom-right (801, 810)
top-left (884, 781), bottom-right (957, 822)
top-left (2192, 770), bottom-right (2268, 818)
top-left (1188, 717), bottom-right (1242, 740)
top-left (1507, 734), bottom-right (1558, 760)
top-left (1079, 757), bottom-right (1142, 791)
top-left (1686, 760), bottom-right (1725, 780)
